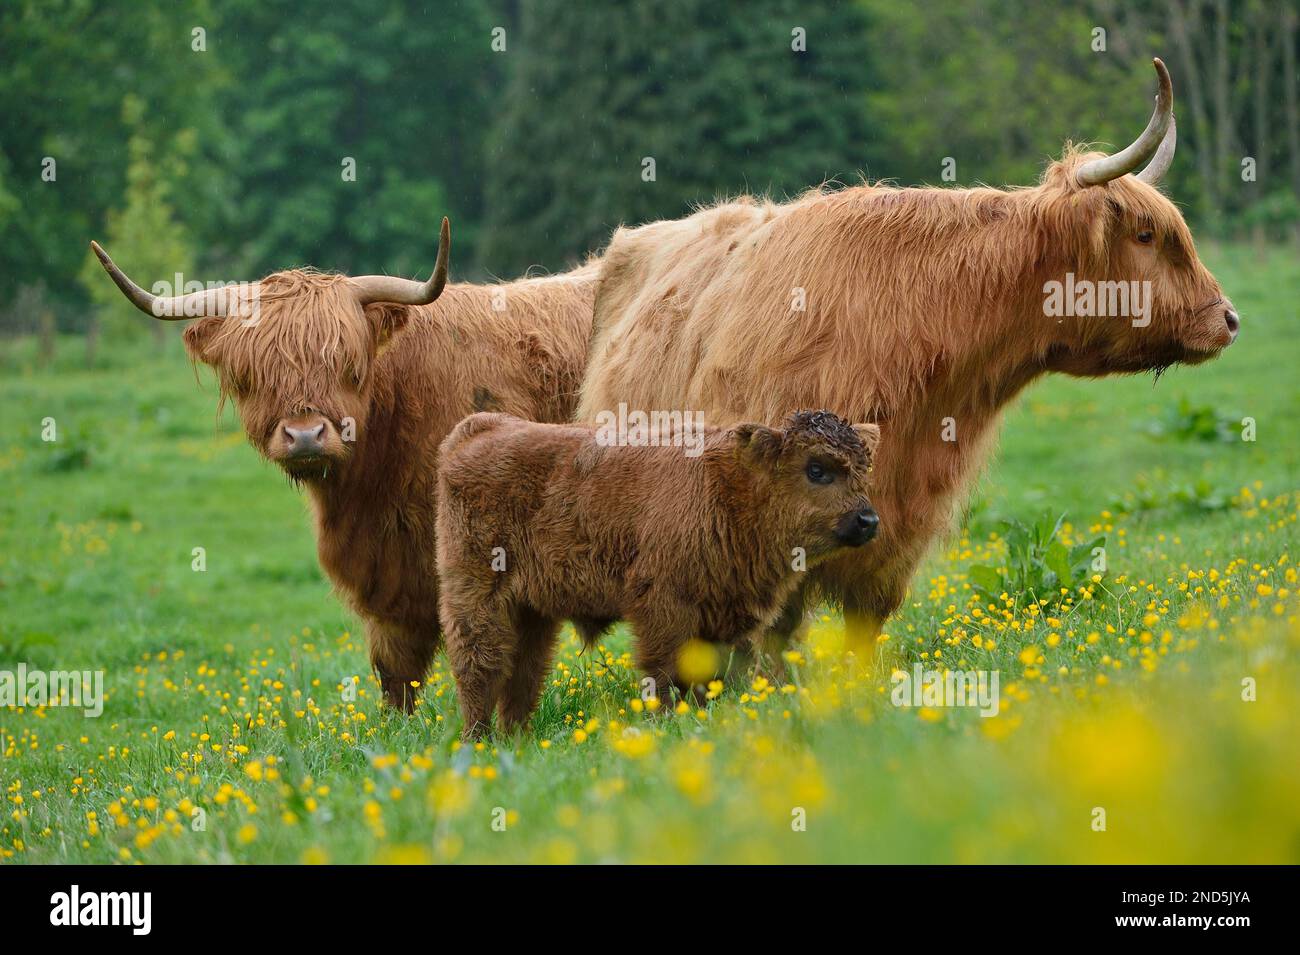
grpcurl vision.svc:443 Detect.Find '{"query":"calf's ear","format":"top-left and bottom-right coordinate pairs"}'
top-left (852, 423), bottom-right (881, 457)
top-left (731, 422), bottom-right (783, 462)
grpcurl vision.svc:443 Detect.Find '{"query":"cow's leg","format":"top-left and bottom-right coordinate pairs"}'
top-left (498, 607), bottom-right (562, 735)
top-left (367, 618), bottom-right (439, 714)
top-left (443, 598), bottom-right (516, 740)
top-left (842, 602), bottom-right (887, 655)
top-left (831, 563), bottom-right (908, 657)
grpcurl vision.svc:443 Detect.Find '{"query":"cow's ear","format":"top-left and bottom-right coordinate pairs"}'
top-left (732, 422), bottom-right (782, 463)
top-left (852, 423), bottom-right (881, 457)
top-left (1052, 182), bottom-right (1111, 265)
top-left (366, 303), bottom-right (412, 351)
top-left (182, 317), bottom-right (225, 364)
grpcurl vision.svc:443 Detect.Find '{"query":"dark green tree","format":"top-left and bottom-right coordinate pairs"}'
top-left (0, 0), bottom-right (223, 320)
top-left (78, 95), bottom-right (196, 347)
top-left (479, 0), bottom-right (876, 276)
top-left (213, 0), bottom-right (500, 280)
top-left (858, 0), bottom-right (1182, 192)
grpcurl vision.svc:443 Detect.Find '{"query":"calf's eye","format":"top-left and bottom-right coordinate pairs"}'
top-left (1136, 230), bottom-right (1154, 244)
top-left (805, 462), bottom-right (833, 485)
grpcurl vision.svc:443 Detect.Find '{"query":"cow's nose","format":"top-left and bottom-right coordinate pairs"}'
top-left (283, 423), bottom-right (326, 457)
top-left (1224, 307), bottom-right (1240, 340)
top-left (857, 509), bottom-right (879, 539)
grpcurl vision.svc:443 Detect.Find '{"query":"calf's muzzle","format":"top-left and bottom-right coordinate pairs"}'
top-left (835, 507), bottom-right (879, 547)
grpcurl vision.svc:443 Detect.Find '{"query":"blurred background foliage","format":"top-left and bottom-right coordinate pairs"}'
top-left (1, 0), bottom-right (1297, 343)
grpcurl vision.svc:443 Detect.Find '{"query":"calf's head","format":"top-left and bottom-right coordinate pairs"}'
top-left (732, 410), bottom-right (880, 556)
top-left (90, 219), bottom-right (450, 481)
top-left (1027, 59), bottom-right (1236, 375)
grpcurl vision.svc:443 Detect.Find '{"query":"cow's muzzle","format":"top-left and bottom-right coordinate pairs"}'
top-left (283, 422), bottom-right (327, 458)
top-left (272, 414), bottom-right (343, 475)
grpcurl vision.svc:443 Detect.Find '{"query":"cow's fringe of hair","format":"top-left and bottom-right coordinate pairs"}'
top-left (188, 269), bottom-right (373, 416)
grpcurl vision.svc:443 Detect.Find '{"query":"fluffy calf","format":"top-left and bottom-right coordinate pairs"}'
top-left (436, 410), bottom-right (880, 738)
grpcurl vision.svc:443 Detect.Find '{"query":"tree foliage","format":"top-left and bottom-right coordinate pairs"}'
top-left (210, 0), bottom-right (499, 279)
top-left (480, 0), bottom-right (876, 275)
top-left (0, 0), bottom-right (1296, 327)
top-left (77, 96), bottom-right (196, 345)
top-left (0, 0), bottom-right (222, 320)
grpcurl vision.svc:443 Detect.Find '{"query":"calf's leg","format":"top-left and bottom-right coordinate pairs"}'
top-left (747, 578), bottom-right (813, 682)
top-left (498, 606), bottom-right (562, 735)
top-left (443, 598), bottom-right (517, 740)
top-left (627, 600), bottom-right (699, 704)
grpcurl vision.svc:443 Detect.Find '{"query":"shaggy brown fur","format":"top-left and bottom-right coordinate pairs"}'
top-left (180, 264), bottom-right (600, 710)
top-left (577, 148), bottom-right (1237, 647)
top-left (435, 410), bottom-right (880, 738)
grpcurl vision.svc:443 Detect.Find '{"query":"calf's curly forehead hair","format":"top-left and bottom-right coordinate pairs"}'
top-left (783, 409), bottom-right (869, 459)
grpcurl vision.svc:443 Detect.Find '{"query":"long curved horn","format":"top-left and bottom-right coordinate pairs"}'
top-left (1135, 113), bottom-right (1176, 185)
top-left (89, 241), bottom-right (232, 320)
top-left (1076, 58), bottom-right (1174, 187)
top-left (350, 217), bottom-right (451, 307)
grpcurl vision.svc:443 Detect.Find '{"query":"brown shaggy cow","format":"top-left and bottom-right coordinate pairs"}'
top-left (436, 410), bottom-right (880, 738)
top-left (577, 59), bottom-right (1238, 648)
top-left (91, 220), bottom-right (600, 710)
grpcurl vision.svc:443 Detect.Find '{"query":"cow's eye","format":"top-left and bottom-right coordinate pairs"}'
top-left (805, 461), bottom-right (833, 485)
top-left (1136, 230), bottom-right (1154, 244)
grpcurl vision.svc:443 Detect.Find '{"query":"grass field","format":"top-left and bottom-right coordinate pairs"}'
top-left (2, 242), bottom-right (1299, 864)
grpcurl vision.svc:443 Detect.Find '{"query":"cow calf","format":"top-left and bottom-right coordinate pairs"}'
top-left (435, 409), bottom-right (880, 739)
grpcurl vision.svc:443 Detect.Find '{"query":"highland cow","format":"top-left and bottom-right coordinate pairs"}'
top-left (577, 59), bottom-right (1238, 648)
top-left (91, 219), bottom-right (600, 711)
top-left (435, 410), bottom-right (880, 738)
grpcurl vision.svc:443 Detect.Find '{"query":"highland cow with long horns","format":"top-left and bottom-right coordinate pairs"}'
top-left (578, 59), bottom-right (1238, 648)
top-left (91, 220), bottom-right (600, 711)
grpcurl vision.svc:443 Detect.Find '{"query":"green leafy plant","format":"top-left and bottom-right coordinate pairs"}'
top-left (1144, 396), bottom-right (1242, 443)
top-left (1109, 474), bottom-right (1232, 515)
top-left (968, 511), bottom-right (1105, 608)
top-left (41, 427), bottom-right (94, 473)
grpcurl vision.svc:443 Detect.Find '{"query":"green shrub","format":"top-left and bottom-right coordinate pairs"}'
top-left (968, 511), bottom-right (1105, 609)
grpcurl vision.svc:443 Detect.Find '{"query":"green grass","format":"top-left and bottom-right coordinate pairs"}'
top-left (2, 242), bottom-right (1299, 863)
